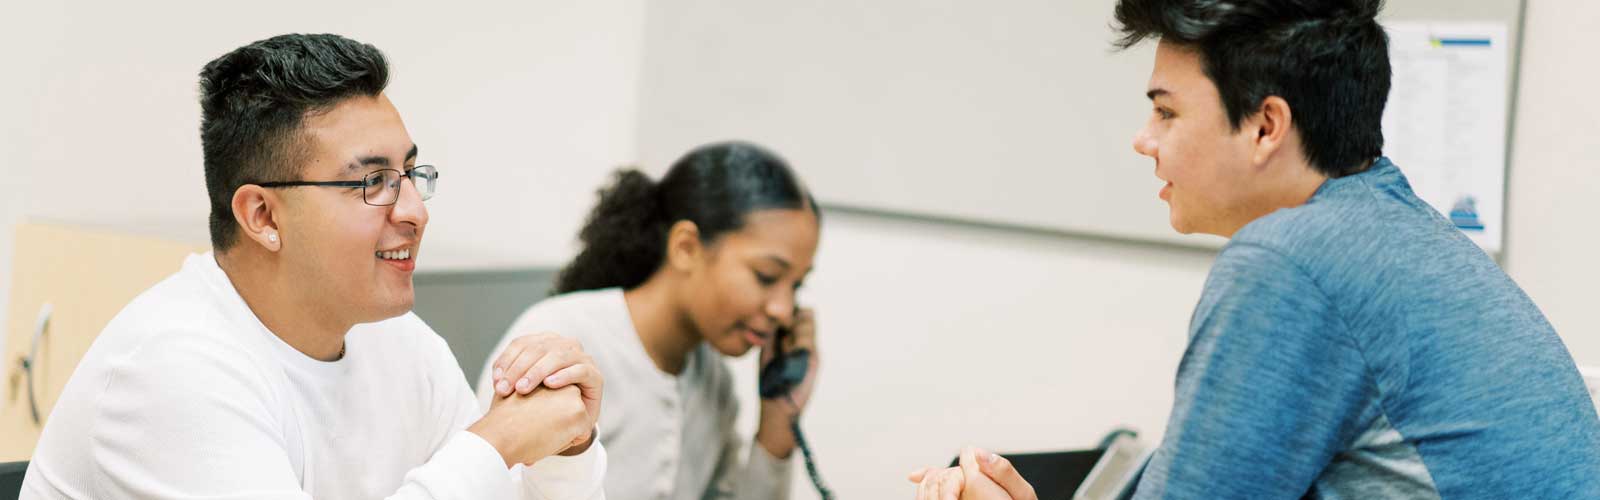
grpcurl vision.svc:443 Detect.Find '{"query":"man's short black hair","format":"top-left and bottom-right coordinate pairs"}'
top-left (1114, 0), bottom-right (1391, 178)
top-left (198, 33), bottom-right (389, 250)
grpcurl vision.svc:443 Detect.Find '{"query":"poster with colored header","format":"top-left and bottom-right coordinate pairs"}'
top-left (1381, 22), bottom-right (1511, 254)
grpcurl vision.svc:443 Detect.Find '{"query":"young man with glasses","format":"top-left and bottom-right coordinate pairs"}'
top-left (909, 0), bottom-right (1600, 498)
top-left (22, 34), bottom-right (607, 499)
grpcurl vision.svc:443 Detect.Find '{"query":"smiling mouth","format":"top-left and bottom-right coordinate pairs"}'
top-left (376, 247), bottom-right (416, 272)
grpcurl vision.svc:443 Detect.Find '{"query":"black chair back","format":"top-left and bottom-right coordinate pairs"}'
top-left (0, 461), bottom-right (27, 500)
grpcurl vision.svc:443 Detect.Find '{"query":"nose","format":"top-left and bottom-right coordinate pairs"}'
top-left (765, 288), bottom-right (796, 327)
top-left (390, 175), bottom-right (430, 230)
top-left (1133, 123), bottom-right (1158, 159)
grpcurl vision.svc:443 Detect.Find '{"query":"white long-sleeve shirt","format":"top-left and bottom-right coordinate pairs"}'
top-left (21, 253), bottom-right (606, 500)
top-left (476, 288), bottom-right (791, 500)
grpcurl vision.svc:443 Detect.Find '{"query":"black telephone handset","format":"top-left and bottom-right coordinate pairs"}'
top-left (754, 309), bottom-right (835, 500)
top-left (758, 324), bottom-right (811, 399)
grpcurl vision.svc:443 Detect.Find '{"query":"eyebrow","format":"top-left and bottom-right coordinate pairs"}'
top-left (761, 255), bottom-right (815, 276)
top-left (1146, 88), bottom-right (1170, 101)
top-left (762, 255), bottom-right (792, 270)
top-left (347, 144), bottom-right (419, 172)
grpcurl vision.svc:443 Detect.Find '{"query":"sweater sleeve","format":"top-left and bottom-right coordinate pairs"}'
top-left (1133, 243), bottom-right (1373, 499)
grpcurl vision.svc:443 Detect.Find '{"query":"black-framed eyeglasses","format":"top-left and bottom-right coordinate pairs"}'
top-left (256, 165), bottom-right (438, 206)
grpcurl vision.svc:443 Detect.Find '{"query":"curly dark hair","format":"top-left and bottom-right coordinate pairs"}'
top-left (554, 141), bottom-right (820, 294)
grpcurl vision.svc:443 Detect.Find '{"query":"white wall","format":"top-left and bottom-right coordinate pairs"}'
top-left (2, 1), bottom-right (1597, 499)
top-left (0, 1), bottom-right (63, 349)
top-left (634, 0), bottom-right (1204, 248)
top-left (0, 0), bottom-right (646, 269)
top-left (1503, 0), bottom-right (1600, 366)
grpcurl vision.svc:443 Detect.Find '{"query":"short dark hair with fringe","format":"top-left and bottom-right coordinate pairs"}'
top-left (1114, 0), bottom-right (1392, 178)
top-left (198, 33), bottom-right (389, 250)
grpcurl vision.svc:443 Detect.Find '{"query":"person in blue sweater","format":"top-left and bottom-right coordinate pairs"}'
top-left (910, 0), bottom-right (1600, 498)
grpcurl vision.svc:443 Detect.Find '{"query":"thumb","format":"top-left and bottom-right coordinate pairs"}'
top-left (977, 449), bottom-right (1038, 500)
top-left (958, 446), bottom-right (984, 484)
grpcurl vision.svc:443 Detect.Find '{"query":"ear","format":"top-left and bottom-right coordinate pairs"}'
top-left (1249, 95), bottom-right (1294, 167)
top-left (231, 185), bottom-right (284, 252)
top-left (663, 220), bottom-right (704, 273)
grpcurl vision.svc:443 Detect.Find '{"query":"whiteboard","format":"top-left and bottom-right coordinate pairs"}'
top-left (635, 0), bottom-right (1525, 249)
